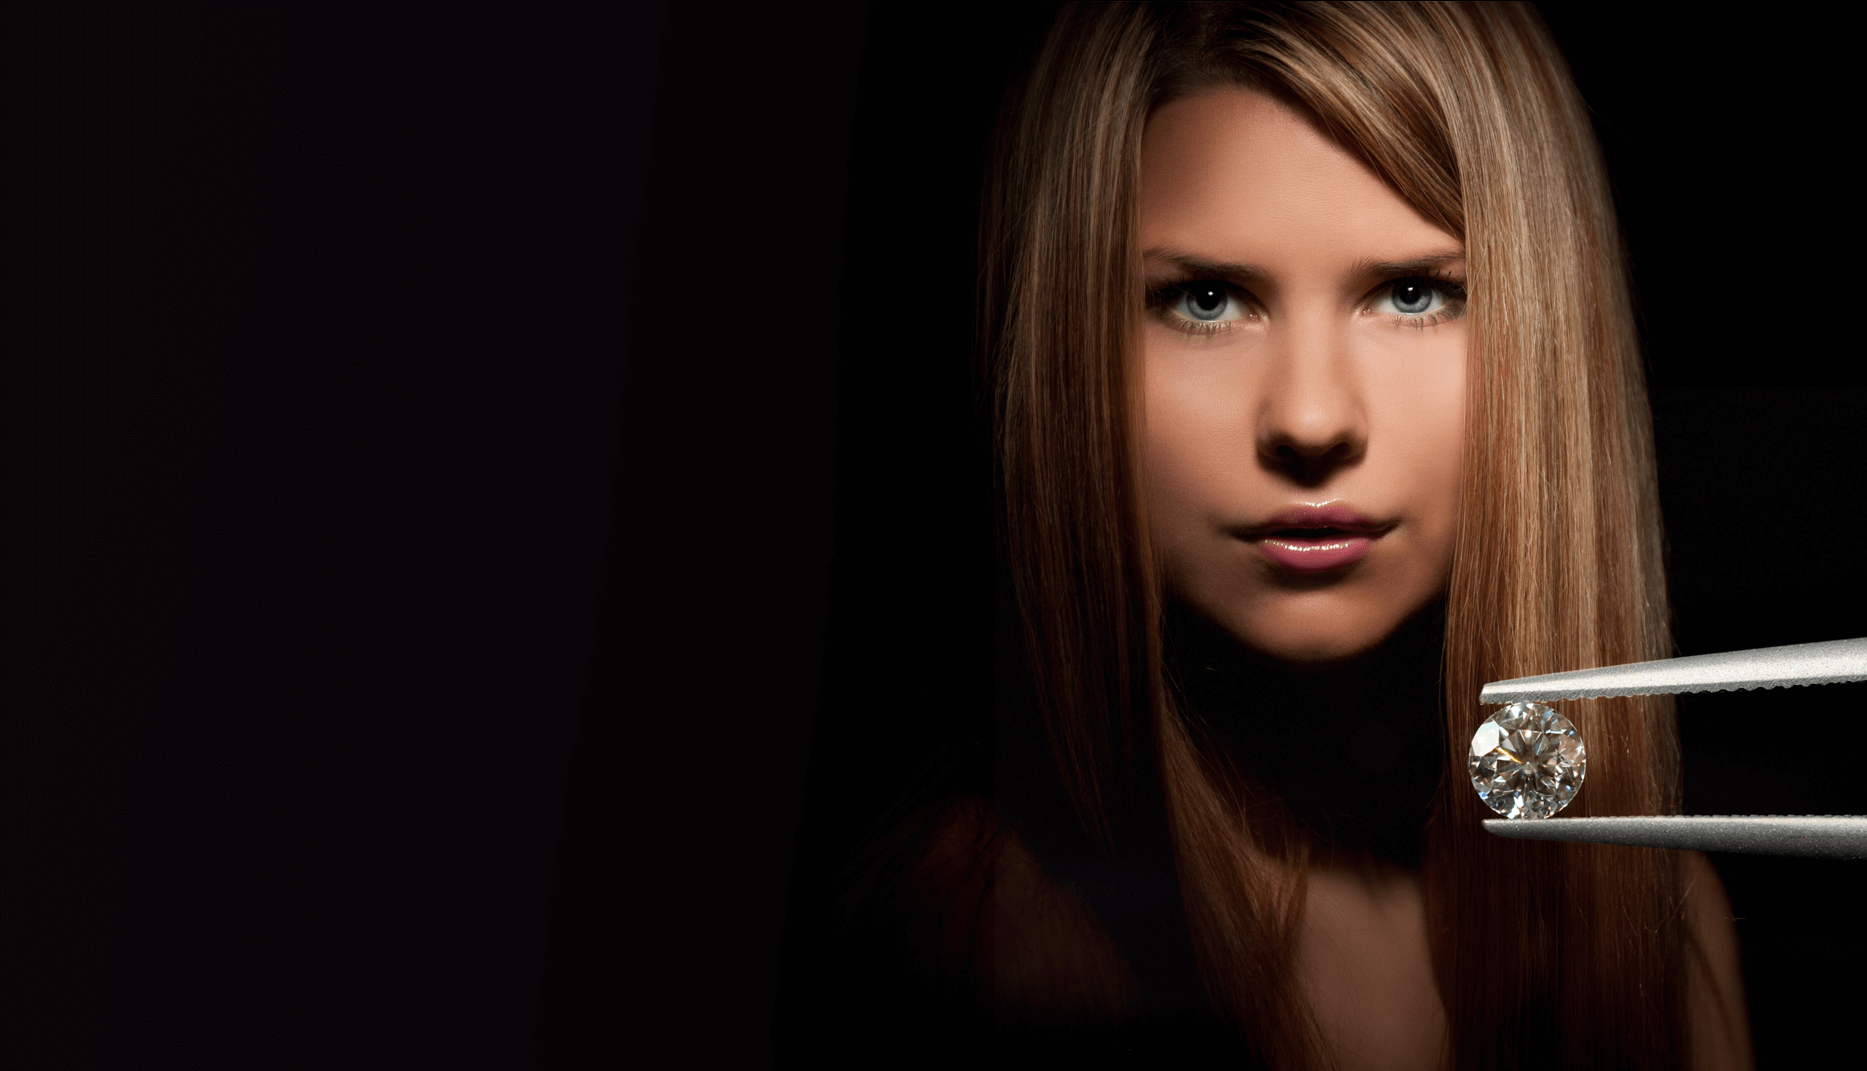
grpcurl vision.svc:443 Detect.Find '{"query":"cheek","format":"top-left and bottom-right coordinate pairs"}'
top-left (1141, 342), bottom-right (1255, 520)
top-left (1372, 344), bottom-right (1466, 544)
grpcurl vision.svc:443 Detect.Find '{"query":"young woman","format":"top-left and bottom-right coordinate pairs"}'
top-left (779, 5), bottom-right (1749, 1067)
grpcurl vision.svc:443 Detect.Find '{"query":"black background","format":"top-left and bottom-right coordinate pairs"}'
top-left (3, 4), bottom-right (1859, 1068)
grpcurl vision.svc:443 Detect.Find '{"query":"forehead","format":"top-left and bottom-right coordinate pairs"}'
top-left (1138, 90), bottom-right (1453, 262)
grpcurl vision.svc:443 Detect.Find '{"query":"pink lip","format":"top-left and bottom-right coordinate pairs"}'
top-left (1235, 506), bottom-right (1393, 573)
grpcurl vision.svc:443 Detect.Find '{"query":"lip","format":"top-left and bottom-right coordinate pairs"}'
top-left (1234, 505), bottom-right (1394, 573)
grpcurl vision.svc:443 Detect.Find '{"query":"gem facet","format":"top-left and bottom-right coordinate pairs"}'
top-left (1468, 702), bottom-right (1586, 819)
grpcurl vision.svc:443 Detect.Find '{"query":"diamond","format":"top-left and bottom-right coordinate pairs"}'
top-left (1468, 702), bottom-right (1585, 819)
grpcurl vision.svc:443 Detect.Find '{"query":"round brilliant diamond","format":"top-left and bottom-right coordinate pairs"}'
top-left (1468, 701), bottom-right (1586, 819)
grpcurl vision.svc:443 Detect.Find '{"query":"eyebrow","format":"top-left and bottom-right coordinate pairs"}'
top-left (1349, 250), bottom-right (1466, 277)
top-left (1141, 246), bottom-right (1466, 282)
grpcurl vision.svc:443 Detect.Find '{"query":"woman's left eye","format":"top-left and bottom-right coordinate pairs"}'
top-left (1373, 278), bottom-right (1466, 322)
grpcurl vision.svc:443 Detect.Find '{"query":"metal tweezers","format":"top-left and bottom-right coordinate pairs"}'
top-left (1478, 637), bottom-right (1867, 859)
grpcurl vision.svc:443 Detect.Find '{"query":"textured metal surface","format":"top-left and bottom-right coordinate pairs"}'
top-left (1478, 637), bottom-right (1867, 704)
top-left (1482, 816), bottom-right (1867, 859)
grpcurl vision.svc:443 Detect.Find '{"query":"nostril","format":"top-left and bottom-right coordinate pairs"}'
top-left (1267, 438), bottom-right (1358, 461)
top-left (1261, 435), bottom-right (1363, 485)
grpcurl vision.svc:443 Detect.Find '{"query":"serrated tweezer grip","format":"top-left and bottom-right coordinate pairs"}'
top-left (1482, 816), bottom-right (1867, 859)
top-left (1478, 637), bottom-right (1867, 704)
top-left (1477, 638), bottom-right (1867, 857)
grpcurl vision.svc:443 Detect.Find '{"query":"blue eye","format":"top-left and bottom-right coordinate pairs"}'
top-left (1391, 282), bottom-right (1437, 314)
top-left (1375, 277), bottom-right (1465, 320)
top-left (1176, 282), bottom-right (1237, 322)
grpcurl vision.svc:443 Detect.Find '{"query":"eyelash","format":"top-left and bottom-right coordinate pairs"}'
top-left (1145, 273), bottom-right (1470, 336)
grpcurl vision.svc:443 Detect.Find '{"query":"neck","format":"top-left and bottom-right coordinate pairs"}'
top-left (1165, 596), bottom-right (1447, 869)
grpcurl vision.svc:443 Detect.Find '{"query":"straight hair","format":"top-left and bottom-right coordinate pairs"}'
top-left (987, 3), bottom-right (1692, 1066)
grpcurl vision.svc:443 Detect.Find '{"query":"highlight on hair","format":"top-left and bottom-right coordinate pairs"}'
top-left (986, 3), bottom-right (1695, 1066)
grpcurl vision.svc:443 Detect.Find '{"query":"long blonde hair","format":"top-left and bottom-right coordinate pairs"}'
top-left (987, 3), bottom-right (1687, 1066)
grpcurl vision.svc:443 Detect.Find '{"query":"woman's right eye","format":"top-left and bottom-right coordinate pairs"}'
top-left (1152, 280), bottom-right (1249, 333)
top-left (1175, 281), bottom-right (1238, 322)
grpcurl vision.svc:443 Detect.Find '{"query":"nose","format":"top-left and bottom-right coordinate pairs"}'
top-left (1255, 331), bottom-right (1366, 486)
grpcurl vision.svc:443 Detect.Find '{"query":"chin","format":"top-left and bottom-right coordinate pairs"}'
top-left (1240, 628), bottom-right (1387, 665)
top-left (1221, 594), bottom-right (1412, 665)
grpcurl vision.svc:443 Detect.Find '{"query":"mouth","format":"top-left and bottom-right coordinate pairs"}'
top-left (1234, 506), bottom-right (1395, 572)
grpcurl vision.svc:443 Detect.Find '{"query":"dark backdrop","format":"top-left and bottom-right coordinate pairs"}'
top-left (3, 4), bottom-right (1858, 1069)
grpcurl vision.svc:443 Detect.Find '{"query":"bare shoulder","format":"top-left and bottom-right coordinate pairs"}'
top-left (1682, 851), bottom-right (1753, 1071)
top-left (1298, 861), bottom-right (1448, 1071)
top-left (901, 796), bottom-right (1139, 1026)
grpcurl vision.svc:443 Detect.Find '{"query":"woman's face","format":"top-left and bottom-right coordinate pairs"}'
top-left (1139, 90), bottom-right (1466, 663)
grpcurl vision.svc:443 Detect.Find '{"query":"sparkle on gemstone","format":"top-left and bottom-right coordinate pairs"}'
top-left (1468, 701), bottom-right (1586, 819)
